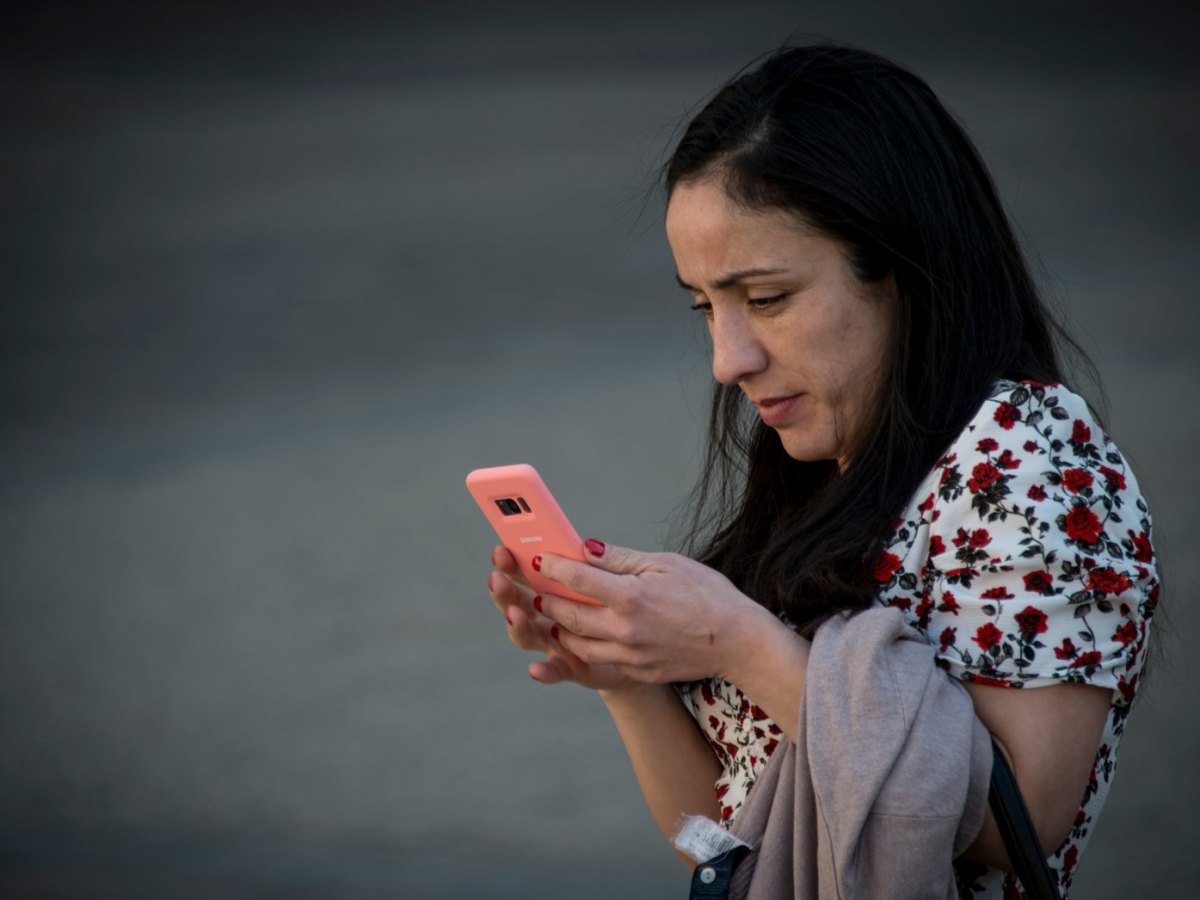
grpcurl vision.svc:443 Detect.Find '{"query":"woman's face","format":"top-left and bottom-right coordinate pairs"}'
top-left (666, 178), bottom-right (895, 468)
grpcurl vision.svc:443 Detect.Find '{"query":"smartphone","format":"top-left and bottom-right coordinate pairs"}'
top-left (465, 463), bottom-right (602, 605)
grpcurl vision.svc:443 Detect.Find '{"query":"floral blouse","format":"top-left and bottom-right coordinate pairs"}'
top-left (677, 380), bottom-right (1159, 899)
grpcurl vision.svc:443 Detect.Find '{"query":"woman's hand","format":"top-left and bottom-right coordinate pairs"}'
top-left (531, 538), bottom-right (766, 686)
top-left (488, 545), bottom-right (639, 692)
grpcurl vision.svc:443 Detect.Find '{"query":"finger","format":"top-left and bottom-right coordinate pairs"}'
top-left (487, 569), bottom-right (515, 613)
top-left (492, 544), bottom-right (535, 590)
top-left (536, 589), bottom-right (615, 640)
top-left (488, 568), bottom-right (537, 615)
top-left (504, 603), bottom-right (555, 653)
top-left (578, 538), bottom-right (654, 576)
top-left (535, 548), bottom-right (637, 609)
top-left (492, 544), bottom-right (518, 574)
top-left (551, 625), bottom-right (633, 669)
top-left (492, 574), bottom-right (562, 652)
top-left (529, 638), bottom-right (596, 684)
top-left (537, 547), bottom-right (652, 609)
top-left (528, 653), bottom-right (577, 685)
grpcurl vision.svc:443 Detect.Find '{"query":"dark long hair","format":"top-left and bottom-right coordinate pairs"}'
top-left (666, 44), bottom-right (1098, 627)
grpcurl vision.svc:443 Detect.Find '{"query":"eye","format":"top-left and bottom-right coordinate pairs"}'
top-left (689, 301), bottom-right (713, 316)
top-left (748, 294), bottom-right (787, 310)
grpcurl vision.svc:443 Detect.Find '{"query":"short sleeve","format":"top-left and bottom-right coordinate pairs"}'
top-left (923, 381), bottom-right (1159, 703)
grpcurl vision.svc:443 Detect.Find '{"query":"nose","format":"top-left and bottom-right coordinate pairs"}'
top-left (710, 310), bottom-right (768, 386)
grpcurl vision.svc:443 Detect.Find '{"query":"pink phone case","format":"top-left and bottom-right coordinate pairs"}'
top-left (466, 463), bottom-right (602, 605)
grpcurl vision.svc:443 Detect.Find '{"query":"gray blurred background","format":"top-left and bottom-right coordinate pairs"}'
top-left (2, 2), bottom-right (1197, 897)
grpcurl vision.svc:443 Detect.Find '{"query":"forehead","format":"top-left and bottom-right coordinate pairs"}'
top-left (665, 179), bottom-right (815, 269)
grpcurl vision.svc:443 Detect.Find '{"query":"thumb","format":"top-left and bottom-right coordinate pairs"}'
top-left (581, 538), bottom-right (649, 575)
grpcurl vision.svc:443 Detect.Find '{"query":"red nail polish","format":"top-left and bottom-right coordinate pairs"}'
top-left (551, 625), bottom-right (560, 642)
top-left (533, 595), bottom-right (543, 613)
top-left (505, 607), bottom-right (515, 626)
top-left (531, 555), bottom-right (542, 572)
top-left (585, 538), bottom-right (606, 557)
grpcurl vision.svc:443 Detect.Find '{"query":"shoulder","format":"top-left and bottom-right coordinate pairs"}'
top-left (911, 380), bottom-right (1158, 695)
top-left (934, 380), bottom-right (1134, 518)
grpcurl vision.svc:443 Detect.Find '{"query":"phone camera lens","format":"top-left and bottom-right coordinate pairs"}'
top-left (495, 498), bottom-right (522, 516)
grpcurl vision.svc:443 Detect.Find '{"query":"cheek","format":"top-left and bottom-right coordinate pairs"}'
top-left (822, 307), bottom-right (889, 404)
top-left (820, 305), bottom-right (870, 366)
top-left (843, 299), bottom-right (891, 367)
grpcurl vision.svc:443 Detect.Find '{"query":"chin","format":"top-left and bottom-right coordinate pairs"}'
top-left (778, 434), bottom-right (838, 464)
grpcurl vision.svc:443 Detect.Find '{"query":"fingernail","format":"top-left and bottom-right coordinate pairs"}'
top-left (533, 595), bottom-right (544, 613)
top-left (487, 573), bottom-right (496, 593)
top-left (505, 607), bottom-right (515, 626)
top-left (585, 538), bottom-right (606, 557)
top-left (551, 625), bottom-right (560, 642)
top-left (531, 555), bottom-right (542, 572)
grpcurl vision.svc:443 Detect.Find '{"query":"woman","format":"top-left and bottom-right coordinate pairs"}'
top-left (486, 44), bottom-right (1158, 898)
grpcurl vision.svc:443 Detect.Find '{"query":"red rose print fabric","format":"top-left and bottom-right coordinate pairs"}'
top-left (676, 381), bottom-right (1158, 899)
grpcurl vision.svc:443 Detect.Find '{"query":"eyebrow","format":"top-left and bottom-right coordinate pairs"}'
top-left (674, 267), bottom-right (790, 292)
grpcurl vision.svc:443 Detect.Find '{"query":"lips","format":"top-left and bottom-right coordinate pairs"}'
top-left (753, 394), bottom-right (800, 427)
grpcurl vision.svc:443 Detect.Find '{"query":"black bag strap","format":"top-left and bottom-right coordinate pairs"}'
top-left (687, 845), bottom-right (751, 899)
top-left (988, 737), bottom-right (1062, 900)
